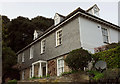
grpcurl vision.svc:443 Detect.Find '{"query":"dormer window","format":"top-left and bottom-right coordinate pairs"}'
top-left (33, 30), bottom-right (38, 40)
top-left (54, 13), bottom-right (65, 25)
top-left (86, 4), bottom-right (100, 17)
top-left (33, 30), bottom-right (43, 40)
top-left (93, 6), bottom-right (99, 16)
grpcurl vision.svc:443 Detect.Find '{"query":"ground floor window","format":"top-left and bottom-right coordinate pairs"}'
top-left (29, 67), bottom-right (32, 78)
top-left (57, 57), bottom-right (64, 76)
top-left (22, 70), bottom-right (25, 80)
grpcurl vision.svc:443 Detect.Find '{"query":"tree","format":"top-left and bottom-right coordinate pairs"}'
top-left (31, 16), bottom-right (54, 31)
top-left (5, 16), bottom-right (53, 52)
top-left (2, 16), bottom-right (20, 83)
top-left (6, 16), bottom-right (35, 52)
top-left (65, 48), bottom-right (92, 71)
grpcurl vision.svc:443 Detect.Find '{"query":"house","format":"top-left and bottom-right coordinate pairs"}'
top-left (17, 4), bottom-right (120, 80)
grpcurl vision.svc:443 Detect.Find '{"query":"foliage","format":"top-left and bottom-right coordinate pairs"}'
top-left (88, 70), bottom-right (104, 81)
top-left (65, 48), bottom-right (92, 71)
top-left (3, 16), bottom-right (53, 52)
top-left (105, 42), bottom-right (120, 50)
top-left (103, 68), bottom-right (120, 80)
top-left (7, 79), bottom-right (17, 84)
top-left (31, 16), bottom-right (54, 31)
top-left (93, 46), bottom-right (120, 68)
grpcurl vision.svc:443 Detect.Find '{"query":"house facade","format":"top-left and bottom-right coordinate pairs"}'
top-left (17, 4), bottom-right (120, 80)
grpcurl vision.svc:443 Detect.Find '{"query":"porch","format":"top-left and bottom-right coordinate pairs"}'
top-left (32, 60), bottom-right (47, 77)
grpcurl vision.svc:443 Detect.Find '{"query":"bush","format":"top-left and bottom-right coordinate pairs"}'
top-left (88, 70), bottom-right (104, 81)
top-left (103, 68), bottom-right (120, 80)
top-left (93, 46), bottom-right (120, 68)
top-left (65, 48), bottom-right (92, 71)
top-left (106, 42), bottom-right (120, 50)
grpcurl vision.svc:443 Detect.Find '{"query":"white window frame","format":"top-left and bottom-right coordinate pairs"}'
top-left (56, 29), bottom-right (62, 46)
top-left (30, 46), bottom-right (34, 59)
top-left (57, 57), bottom-right (64, 76)
top-left (22, 53), bottom-right (24, 62)
top-left (18, 54), bottom-right (20, 63)
top-left (93, 7), bottom-right (99, 16)
top-left (41, 39), bottom-right (46, 54)
top-left (22, 70), bottom-right (25, 80)
top-left (101, 28), bottom-right (109, 43)
top-left (29, 67), bottom-right (32, 78)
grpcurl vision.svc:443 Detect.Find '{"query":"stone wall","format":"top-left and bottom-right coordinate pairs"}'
top-left (64, 55), bottom-right (71, 72)
top-left (20, 67), bottom-right (30, 80)
top-left (48, 59), bottom-right (57, 76)
top-left (34, 63), bottom-right (39, 77)
top-left (24, 68), bottom-right (30, 80)
top-left (48, 54), bottom-right (70, 76)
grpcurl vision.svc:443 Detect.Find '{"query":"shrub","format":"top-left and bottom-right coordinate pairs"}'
top-left (88, 70), bottom-right (104, 81)
top-left (103, 68), bottom-right (120, 80)
top-left (65, 48), bottom-right (92, 71)
top-left (93, 46), bottom-right (120, 68)
top-left (105, 42), bottom-right (120, 50)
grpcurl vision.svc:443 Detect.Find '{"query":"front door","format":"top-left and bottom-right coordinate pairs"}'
top-left (42, 66), bottom-right (46, 76)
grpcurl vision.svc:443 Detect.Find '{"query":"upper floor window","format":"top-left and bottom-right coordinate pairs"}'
top-left (22, 53), bottom-right (25, 62)
top-left (18, 54), bottom-right (20, 63)
top-left (56, 29), bottom-right (62, 46)
top-left (30, 46), bottom-right (34, 59)
top-left (41, 39), bottom-right (46, 54)
top-left (101, 28), bottom-right (109, 43)
top-left (94, 7), bottom-right (99, 15)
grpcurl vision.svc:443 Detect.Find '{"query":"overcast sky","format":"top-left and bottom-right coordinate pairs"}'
top-left (0, 1), bottom-right (119, 25)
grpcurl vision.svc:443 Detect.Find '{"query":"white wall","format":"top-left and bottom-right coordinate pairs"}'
top-left (79, 16), bottom-right (119, 53)
top-left (118, 1), bottom-right (120, 26)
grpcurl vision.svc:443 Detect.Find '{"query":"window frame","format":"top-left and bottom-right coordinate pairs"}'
top-left (41, 39), bottom-right (46, 54)
top-left (101, 28), bottom-right (109, 43)
top-left (22, 53), bottom-right (25, 62)
top-left (57, 57), bottom-right (64, 76)
top-left (56, 29), bottom-right (62, 47)
top-left (18, 54), bottom-right (20, 63)
top-left (29, 67), bottom-right (32, 78)
top-left (22, 70), bottom-right (25, 80)
top-left (30, 46), bottom-right (34, 59)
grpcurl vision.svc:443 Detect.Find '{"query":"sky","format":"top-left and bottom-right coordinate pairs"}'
top-left (0, 0), bottom-right (119, 25)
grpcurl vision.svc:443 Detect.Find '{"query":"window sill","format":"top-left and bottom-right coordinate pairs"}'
top-left (55, 44), bottom-right (62, 48)
top-left (40, 52), bottom-right (45, 55)
top-left (30, 58), bottom-right (33, 60)
top-left (103, 42), bottom-right (109, 44)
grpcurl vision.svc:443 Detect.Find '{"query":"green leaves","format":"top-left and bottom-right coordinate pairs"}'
top-left (65, 48), bottom-right (92, 71)
top-left (93, 46), bottom-right (120, 68)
